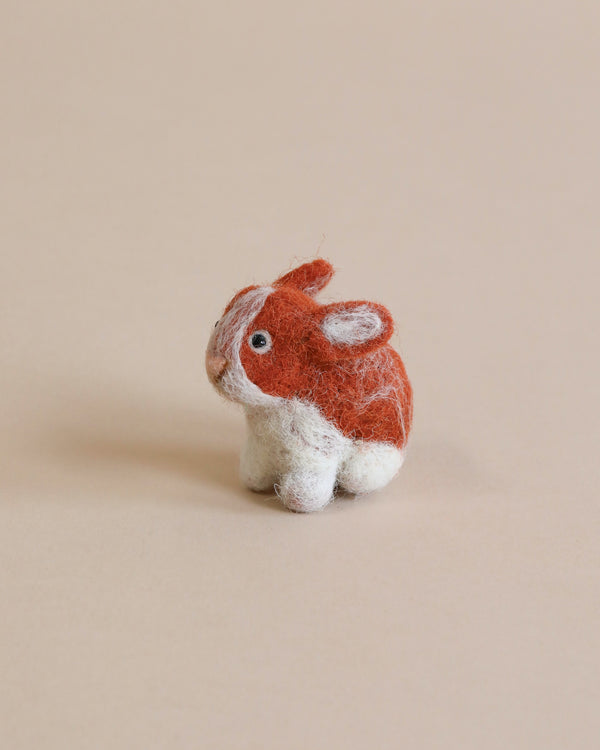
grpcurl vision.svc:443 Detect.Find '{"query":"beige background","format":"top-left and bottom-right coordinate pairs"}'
top-left (1, 1), bottom-right (599, 748)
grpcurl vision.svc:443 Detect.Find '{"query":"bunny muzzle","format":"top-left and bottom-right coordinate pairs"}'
top-left (205, 349), bottom-right (228, 383)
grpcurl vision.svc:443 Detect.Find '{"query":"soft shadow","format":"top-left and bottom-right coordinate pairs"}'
top-left (58, 433), bottom-right (242, 493)
top-left (40, 381), bottom-right (262, 502)
top-left (396, 437), bottom-right (500, 498)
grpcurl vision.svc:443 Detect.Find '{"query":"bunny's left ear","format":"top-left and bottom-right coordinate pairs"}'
top-left (274, 259), bottom-right (334, 297)
top-left (316, 301), bottom-right (394, 358)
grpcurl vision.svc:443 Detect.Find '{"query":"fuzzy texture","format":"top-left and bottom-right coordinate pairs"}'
top-left (206, 259), bottom-right (413, 512)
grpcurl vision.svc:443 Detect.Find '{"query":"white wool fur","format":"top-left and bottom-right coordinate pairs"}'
top-left (209, 286), bottom-right (279, 408)
top-left (242, 399), bottom-right (404, 512)
top-left (209, 287), bottom-right (404, 512)
top-left (321, 304), bottom-right (384, 345)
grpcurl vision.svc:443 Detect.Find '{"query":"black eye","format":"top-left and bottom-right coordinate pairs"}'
top-left (248, 330), bottom-right (272, 353)
top-left (214, 320), bottom-right (219, 328)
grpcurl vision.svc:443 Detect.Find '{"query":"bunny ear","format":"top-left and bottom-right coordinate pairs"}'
top-left (317, 301), bottom-right (394, 358)
top-left (274, 259), bottom-right (334, 297)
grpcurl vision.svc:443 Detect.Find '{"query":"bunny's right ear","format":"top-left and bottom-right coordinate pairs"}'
top-left (314, 300), bottom-right (394, 359)
top-left (274, 259), bottom-right (334, 297)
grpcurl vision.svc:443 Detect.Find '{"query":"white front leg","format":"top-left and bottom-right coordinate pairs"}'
top-left (240, 428), bottom-right (276, 492)
top-left (243, 400), bottom-right (348, 512)
top-left (276, 453), bottom-right (339, 513)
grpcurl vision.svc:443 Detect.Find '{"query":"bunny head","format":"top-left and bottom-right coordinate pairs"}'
top-left (206, 259), bottom-right (395, 407)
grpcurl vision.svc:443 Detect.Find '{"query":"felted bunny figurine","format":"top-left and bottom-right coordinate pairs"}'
top-left (206, 259), bottom-right (412, 512)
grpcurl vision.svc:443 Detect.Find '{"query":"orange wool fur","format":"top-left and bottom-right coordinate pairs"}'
top-left (239, 286), bottom-right (412, 447)
top-left (206, 258), bottom-right (413, 512)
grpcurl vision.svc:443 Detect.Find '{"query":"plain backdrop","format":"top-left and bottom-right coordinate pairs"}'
top-left (1, 1), bottom-right (599, 748)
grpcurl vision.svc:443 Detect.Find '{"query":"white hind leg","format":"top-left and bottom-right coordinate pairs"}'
top-left (338, 441), bottom-right (405, 495)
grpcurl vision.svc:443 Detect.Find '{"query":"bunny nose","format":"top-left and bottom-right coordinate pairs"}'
top-left (206, 352), bottom-right (228, 382)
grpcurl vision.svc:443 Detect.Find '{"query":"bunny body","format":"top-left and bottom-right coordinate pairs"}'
top-left (206, 260), bottom-right (412, 512)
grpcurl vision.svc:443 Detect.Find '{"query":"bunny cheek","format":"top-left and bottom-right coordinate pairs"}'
top-left (238, 290), bottom-right (317, 399)
top-left (239, 340), bottom-right (305, 399)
